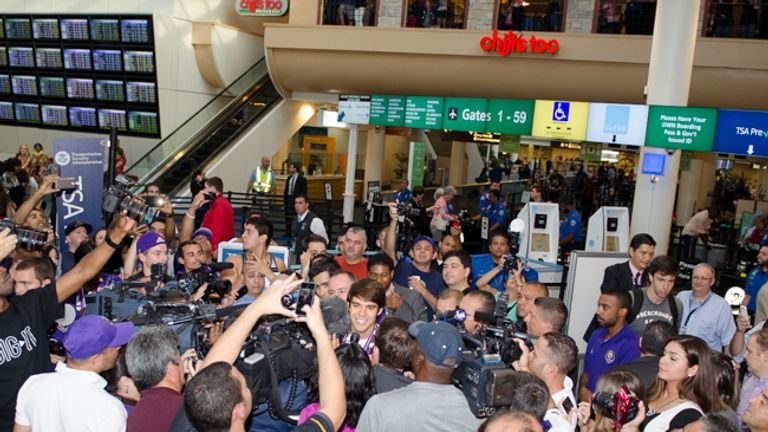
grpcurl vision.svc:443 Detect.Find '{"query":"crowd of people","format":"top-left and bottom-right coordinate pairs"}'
top-left (1, 145), bottom-right (768, 432)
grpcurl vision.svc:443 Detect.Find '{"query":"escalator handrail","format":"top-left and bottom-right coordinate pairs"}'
top-left (125, 58), bottom-right (268, 174)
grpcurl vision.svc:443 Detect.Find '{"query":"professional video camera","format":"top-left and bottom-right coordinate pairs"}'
top-left (176, 262), bottom-right (235, 303)
top-left (395, 202), bottom-right (420, 217)
top-left (103, 174), bottom-right (161, 224)
top-left (593, 385), bottom-right (640, 431)
top-left (0, 219), bottom-right (48, 252)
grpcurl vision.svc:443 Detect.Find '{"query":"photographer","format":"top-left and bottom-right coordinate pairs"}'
top-left (124, 232), bottom-right (168, 293)
top-left (177, 240), bottom-right (204, 273)
top-left (143, 183), bottom-right (177, 250)
top-left (523, 297), bottom-right (568, 338)
top-left (471, 230), bottom-right (538, 294)
top-left (458, 290), bottom-right (495, 337)
top-left (177, 275), bottom-right (347, 432)
top-left (0, 213), bottom-right (136, 431)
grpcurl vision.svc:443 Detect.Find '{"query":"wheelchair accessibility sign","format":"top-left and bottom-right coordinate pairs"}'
top-left (532, 100), bottom-right (589, 141)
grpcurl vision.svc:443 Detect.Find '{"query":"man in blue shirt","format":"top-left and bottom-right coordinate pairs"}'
top-left (393, 179), bottom-right (412, 204)
top-left (579, 289), bottom-right (641, 402)
top-left (746, 245), bottom-right (768, 315)
top-left (559, 200), bottom-right (583, 253)
top-left (478, 181), bottom-right (501, 216)
top-left (677, 263), bottom-right (736, 352)
top-left (486, 190), bottom-right (507, 233)
top-left (471, 230), bottom-right (538, 293)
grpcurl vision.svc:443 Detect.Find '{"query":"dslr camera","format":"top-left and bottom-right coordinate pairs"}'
top-left (593, 385), bottom-right (640, 427)
top-left (0, 219), bottom-right (47, 252)
top-left (176, 269), bottom-right (232, 303)
top-left (396, 203), bottom-right (420, 217)
top-left (103, 175), bottom-right (161, 225)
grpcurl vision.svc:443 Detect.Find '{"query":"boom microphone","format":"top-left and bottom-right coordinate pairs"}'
top-left (320, 296), bottom-right (351, 337)
top-left (209, 262), bottom-right (235, 271)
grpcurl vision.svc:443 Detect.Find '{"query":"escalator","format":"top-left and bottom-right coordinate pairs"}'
top-left (125, 59), bottom-right (281, 194)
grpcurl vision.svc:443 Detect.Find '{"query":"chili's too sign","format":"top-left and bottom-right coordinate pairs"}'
top-left (236, 0), bottom-right (288, 16)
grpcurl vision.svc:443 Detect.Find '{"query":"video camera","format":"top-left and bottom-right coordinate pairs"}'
top-left (103, 174), bottom-right (162, 225)
top-left (176, 262), bottom-right (235, 303)
top-left (0, 219), bottom-right (47, 252)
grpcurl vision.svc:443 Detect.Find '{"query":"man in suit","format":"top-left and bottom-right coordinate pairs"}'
top-left (367, 253), bottom-right (428, 323)
top-left (583, 233), bottom-right (656, 341)
top-left (600, 233), bottom-right (656, 292)
top-left (283, 162), bottom-right (307, 235)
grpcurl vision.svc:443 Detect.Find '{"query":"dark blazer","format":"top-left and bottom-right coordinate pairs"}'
top-left (600, 261), bottom-right (649, 292)
top-left (283, 173), bottom-right (307, 199)
top-left (391, 283), bottom-right (428, 323)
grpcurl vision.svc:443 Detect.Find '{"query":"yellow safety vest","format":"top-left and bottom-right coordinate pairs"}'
top-left (253, 166), bottom-right (272, 193)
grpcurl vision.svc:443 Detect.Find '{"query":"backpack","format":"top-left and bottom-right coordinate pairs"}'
top-left (628, 288), bottom-right (679, 327)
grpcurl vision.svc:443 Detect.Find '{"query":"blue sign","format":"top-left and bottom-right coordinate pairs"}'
top-left (641, 153), bottom-right (666, 176)
top-left (54, 138), bottom-right (105, 242)
top-left (713, 109), bottom-right (768, 157)
top-left (551, 101), bottom-right (570, 122)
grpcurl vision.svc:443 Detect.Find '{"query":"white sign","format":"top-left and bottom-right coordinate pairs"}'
top-left (586, 103), bottom-right (649, 146)
top-left (338, 95), bottom-right (371, 125)
top-left (324, 183), bottom-right (333, 201)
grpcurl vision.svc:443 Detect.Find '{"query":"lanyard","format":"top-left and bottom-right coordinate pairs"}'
top-left (683, 292), bottom-right (712, 328)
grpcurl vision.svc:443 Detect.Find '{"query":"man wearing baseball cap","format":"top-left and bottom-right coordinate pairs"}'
top-left (60, 220), bottom-right (92, 273)
top-left (125, 232), bottom-right (168, 292)
top-left (14, 315), bottom-right (135, 431)
top-left (357, 320), bottom-right (480, 432)
top-left (385, 204), bottom-right (446, 318)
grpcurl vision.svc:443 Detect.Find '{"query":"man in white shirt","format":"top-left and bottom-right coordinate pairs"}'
top-left (292, 195), bottom-right (328, 255)
top-left (681, 208), bottom-right (717, 260)
top-left (15, 315), bottom-right (135, 432)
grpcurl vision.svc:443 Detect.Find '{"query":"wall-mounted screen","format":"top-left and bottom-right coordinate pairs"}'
top-left (0, 14), bottom-right (159, 137)
top-left (641, 153), bottom-right (666, 175)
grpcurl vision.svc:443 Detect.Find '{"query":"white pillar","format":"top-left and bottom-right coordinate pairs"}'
top-left (449, 141), bottom-right (465, 186)
top-left (363, 126), bottom-right (385, 192)
top-left (630, 0), bottom-right (701, 254)
top-left (343, 124), bottom-right (359, 223)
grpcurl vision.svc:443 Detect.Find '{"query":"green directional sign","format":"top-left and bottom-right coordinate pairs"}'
top-left (369, 95), bottom-right (406, 126)
top-left (405, 96), bottom-right (443, 129)
top-left (442, 98), bottom-right (489, 132)
top-left (645, 106), bottom-right (718, 151)
top-left (487, 99), bottom-right (534, 135)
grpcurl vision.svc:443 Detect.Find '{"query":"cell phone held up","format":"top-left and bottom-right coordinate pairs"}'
top-left (55, 177), bottom-right (78, 190)
top-left (281, 282), bottom-right (316, 315)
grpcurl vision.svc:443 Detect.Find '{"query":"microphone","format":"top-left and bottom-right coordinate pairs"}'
top-left (320, 296), bottom-right (351, 337)
top-left (209, 262), bottom-right (235, 271)
top-left (439, 308), bottom-right (467, 323)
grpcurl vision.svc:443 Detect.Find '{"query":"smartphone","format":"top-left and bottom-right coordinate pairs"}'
top-left (55, 177), bottom-right (78, 190)
top-left (740, 305), bottom-right (749, 316)
top-left (144, 195), bottom-right (165, 208)
top-left (560, 397), bottom-right (574, 414)
top-left (295, 282), bottom-right (316, 315)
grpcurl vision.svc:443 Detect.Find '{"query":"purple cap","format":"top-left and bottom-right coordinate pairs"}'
top-left (408, 320), bottom-right (464, 368)
top-left (412, 235), bottom-right (436, 250)
top-left (192, 227), bottom-right (213, 241)
top-left (136, 232), bottom-right (166, 254)
top-left (63, 315), bottom-right (135, 360)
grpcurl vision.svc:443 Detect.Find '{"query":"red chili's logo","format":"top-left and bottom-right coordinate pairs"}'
top-left (237, 0), bottom-right (288, 16)
top-left (480, 30), bottom-right (560, 56)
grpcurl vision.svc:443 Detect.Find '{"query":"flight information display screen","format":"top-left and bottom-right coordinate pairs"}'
top-left (90, 19), bottom-right (119, 41)
top-left (42, 104), bottom-right (68, 126)
top-left (66, 78), bottom-right (94, 99)
top-left (32, 18), bottom-right (59, 40)
top-left (15, 102), bottom-right (40, 123)
top-left (95, 80), bottom-right (124, 102)
top-left (5, 19), bottom-right (31, 40)
top-left (0, 14), bottom-right (159, 136)
top-left (0, 101), bottom-right (13, 121)
top-left (8, 47), bottom-right (34, 68)
top-left (93, 49), bottom-right (122, 71)
top-left (35, 48), bottom-right (63, 69)
top-left (69, 106), bottom-right (97, 128)
top-left (129, 111), bottom-right (158, 135)
top-left (61, 18), bottom-right (89, 40)
top-left (39, 76), bottom-right (65, 98)
top-left (121, 19), bottom-right (150, 43)
top-left (11, 75), bottom-right (37, 96)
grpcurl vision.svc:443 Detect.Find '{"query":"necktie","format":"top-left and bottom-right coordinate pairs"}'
top-left (288, 175), bottom-right (296, 195)
top-left (634, 272), bottom-right (641, 287)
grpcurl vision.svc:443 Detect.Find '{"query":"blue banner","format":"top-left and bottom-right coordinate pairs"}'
top-left (713, 109), bottom-right (768, 157)
top-left (54, 138), bottom-right (105, 241)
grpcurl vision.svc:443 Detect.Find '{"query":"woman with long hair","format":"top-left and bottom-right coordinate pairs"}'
top-left (299, 343), bottom-right (376, 431)
top-left (633, 336), bottom-right (715, 431)
top-left (577, 370), bottom-right (646, 432)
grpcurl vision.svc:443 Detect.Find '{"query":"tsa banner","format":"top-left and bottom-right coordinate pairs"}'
top-left (713, 109), bottom-right (768, 157)
top-left (54, 138), bottom-right (105, 242)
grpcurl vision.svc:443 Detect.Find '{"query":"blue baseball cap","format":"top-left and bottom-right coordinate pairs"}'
top-left (412, 235), bottom-right (436, 250)
top-left (408, 320), bottom-right (464, 368)
top-left (63, 315), bottom-right (135, 360)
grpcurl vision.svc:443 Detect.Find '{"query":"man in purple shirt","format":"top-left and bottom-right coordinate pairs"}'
top-left (126, 325), bottom-right (188, 432)
top-left (579, 289), bottom-right (640, 402)
top-left (739, 328), bottom-right (768, 421)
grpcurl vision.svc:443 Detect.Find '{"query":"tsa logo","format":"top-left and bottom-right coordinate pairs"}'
top-left (55, 151), bottom-right (71, 166)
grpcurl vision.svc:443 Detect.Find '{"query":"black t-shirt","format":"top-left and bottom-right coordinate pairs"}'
top-left (294, 412), bottom-right (334, 432)
top-left (0, 284), bottom-right (63, 431)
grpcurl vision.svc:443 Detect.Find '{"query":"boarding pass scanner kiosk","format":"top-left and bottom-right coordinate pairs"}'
top-left (585, 206), bottom-right (630, 252)
top-left (516, 203), bottom-right (560, 282)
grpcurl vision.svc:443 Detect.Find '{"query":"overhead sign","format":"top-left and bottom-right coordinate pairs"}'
top-left (531, 100), bottom-right (589, 141)
top-left (479, 30), bottom-right (560, 56)
top-left (586, 103), bottom-right (649, 146)
top-left (236, 0), bottom-right (288, 16)
top-left (338, 95), bottom-right (370, 125)
top-left (443, 97), bottom-right (489, 132)
top-left (713, 109), bottom-right (768, 157)
top-left (369, 95), bottom-right (406, 127)
top-left (645, 106), bottom-right (717, 151)
top-left (487, 99), bottom-right (534, 135)
top-left (405, 96), bottom-right (443, 129)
